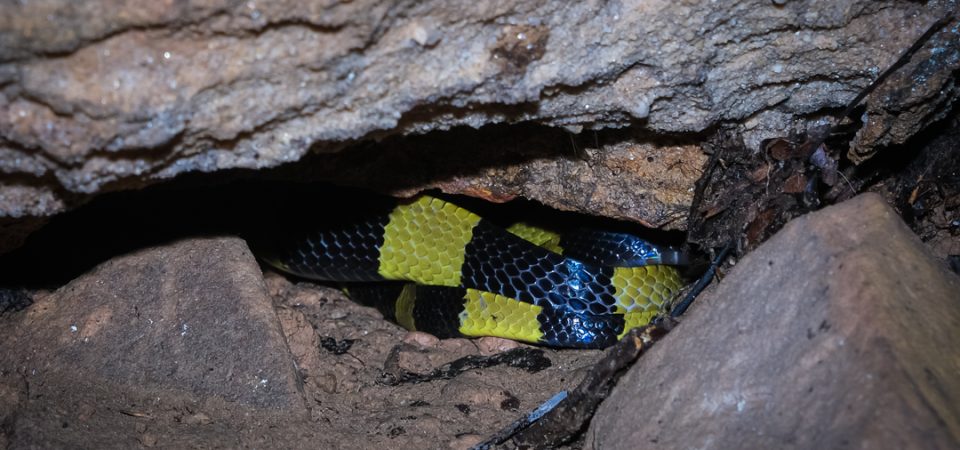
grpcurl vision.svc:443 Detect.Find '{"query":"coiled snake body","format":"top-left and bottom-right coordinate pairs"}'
top-left (262, 194), bottom-right (684, 349)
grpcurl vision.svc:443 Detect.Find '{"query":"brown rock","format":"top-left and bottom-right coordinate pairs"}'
top-left (0, 237), bottom-right (308, 446)
top-left (587, 193), bottom-right (960, 449)
top-left (403, 330), bottom-right (443, 348)
top-left (476, 336), bottom-right (524, 355)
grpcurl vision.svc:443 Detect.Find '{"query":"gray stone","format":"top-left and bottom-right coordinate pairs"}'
top-left (587, 193), bottom-right (960, 449)
top-left (1, 0), bottom-right (955, 225)
top-left (1, 236), bottom-right (305, 412)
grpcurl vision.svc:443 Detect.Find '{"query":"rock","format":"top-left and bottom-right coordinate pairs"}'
top-left (476, 336), bottom-right (523, 355)
top-left (587, 193), bottom-right (960, 449)
top-left (403, 330), bottom-right (443, 348)
top-left (0, 243), bottom-right (606, 448)
top-left (0, 237), bottom-right (309, 446)
top-left (1, 0), bottom-right (955, 227)
top-left (848, 15), bottom-right (960, 163)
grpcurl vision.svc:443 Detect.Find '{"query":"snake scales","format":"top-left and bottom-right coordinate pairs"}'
top-left (260, 194), bottom-right (685, 349)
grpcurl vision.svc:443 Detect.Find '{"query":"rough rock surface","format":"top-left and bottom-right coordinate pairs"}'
top-left (0, 236), bottom-right (604, 448)
top-left (1, 0), bottom-right (956, 224)
top-left (0, 237), bottom-right (311, 446)
top-left (848, 13), bottom-right (960, 163)
top-left (300, 126), bottom-right (706, 228)
top-left (2, 236), bottom-right (304, 409)
top-left (587, 193), bottom-right (960, 449)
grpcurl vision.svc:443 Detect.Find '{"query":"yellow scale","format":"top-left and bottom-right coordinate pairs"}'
top-left (376, 196), bottom-right (682, 344)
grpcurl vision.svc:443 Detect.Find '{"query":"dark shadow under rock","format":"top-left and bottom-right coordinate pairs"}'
top-left (587, 193), bottom-right (960, 449)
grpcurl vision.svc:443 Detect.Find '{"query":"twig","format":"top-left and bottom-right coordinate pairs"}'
top-left (472, 322), bottom-right (675, 449)
top-left (670, 241), bottom-right (734, 318)
top-left (469, 391), bottom-right (568, 450)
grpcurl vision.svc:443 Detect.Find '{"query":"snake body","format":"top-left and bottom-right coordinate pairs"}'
top-left (262, 194), bottom-right (683, 349)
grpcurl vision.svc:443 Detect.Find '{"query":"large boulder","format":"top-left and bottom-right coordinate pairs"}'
top-left (587, 193), bottom-right (960, 449)
top-left (0, 237), bottom-right (309, 447)
top-left (1, 0), bottom-right (956, 230)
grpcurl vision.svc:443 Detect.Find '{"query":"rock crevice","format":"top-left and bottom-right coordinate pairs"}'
top-left (2, 0), bottom-right (955, 226)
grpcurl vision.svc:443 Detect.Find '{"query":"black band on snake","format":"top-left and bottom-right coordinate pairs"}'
top-left (258, 194), bottom-right (685, 349)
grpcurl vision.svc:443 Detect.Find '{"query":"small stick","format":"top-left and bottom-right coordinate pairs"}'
top-left (472, 323), bottom-right (674, 450)
top-left (670, 241), bottom-right (734, 318)
top-left (469, 391), bottom-right (568, 450)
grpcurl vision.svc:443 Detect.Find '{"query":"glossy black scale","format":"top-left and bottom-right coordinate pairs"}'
top-left (348, 282), bottom-right (405, 319)
top-left (411, 285), bottom-right (467, 338)
top-left (537, 306), bottom-right (625, 348)
top-left (461, 220), bottom-right (619, 316)
top-left (294, 217), bottom-right (389, 281)
top-left (560, 229), bottom-right (686, 266)
top-left (347, 284), bottom-right (464, 339)
top-left (262, 202), bottom-right (394, 282)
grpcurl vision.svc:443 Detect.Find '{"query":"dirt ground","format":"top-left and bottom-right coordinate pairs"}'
top-left (0, 236), bottom-right (607, 449)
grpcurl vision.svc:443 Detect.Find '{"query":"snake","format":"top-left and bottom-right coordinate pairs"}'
top-left (259, 194), bottom-right (685, 349)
